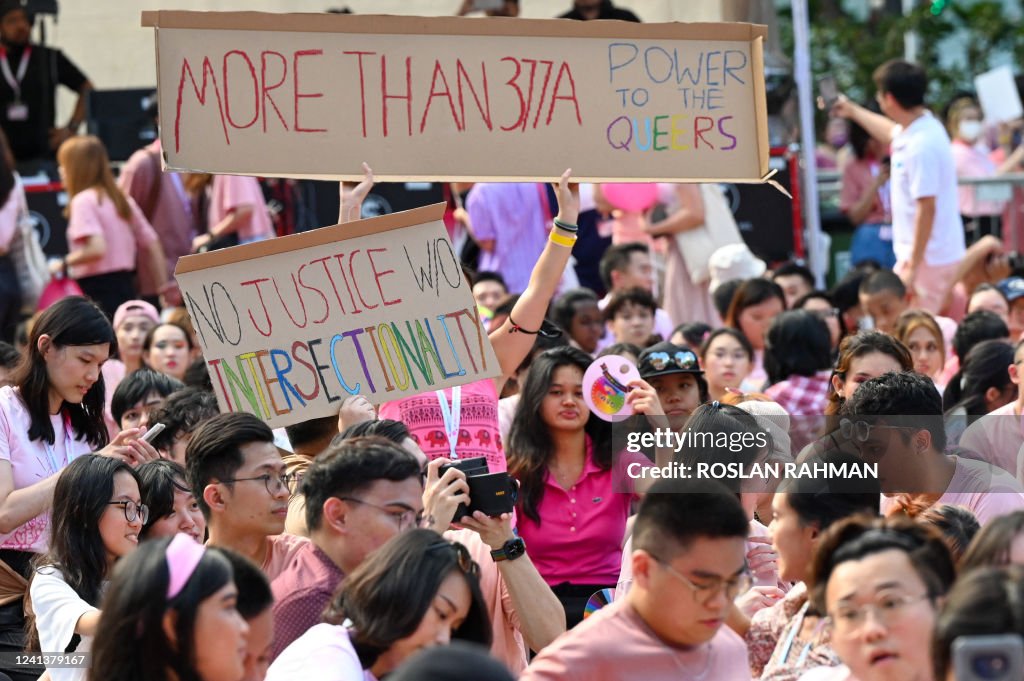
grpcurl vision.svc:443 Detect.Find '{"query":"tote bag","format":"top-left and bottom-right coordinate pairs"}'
top-left (673, 184), bottom-right (744, 286)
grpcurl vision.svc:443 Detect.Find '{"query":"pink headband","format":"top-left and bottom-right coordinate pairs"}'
top-left (166, 533), bottom-right (205, 600)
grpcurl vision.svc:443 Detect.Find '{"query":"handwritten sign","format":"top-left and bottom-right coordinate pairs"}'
top-left (174, 204), bottom-right (499, 429)
top-left (142, 12), bottom-right (770, 183)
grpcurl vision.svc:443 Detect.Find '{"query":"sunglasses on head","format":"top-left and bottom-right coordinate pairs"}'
top-left (647, 350), bottom-right (698, 372)
top-left (426, 540), bottom-right (479, 577)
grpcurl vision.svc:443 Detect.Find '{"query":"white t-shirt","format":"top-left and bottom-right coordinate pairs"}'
top-left (29, 567), bottom-right (100, 681)
top-left (889, 111), bottom-right (966, 267)
top-left (266, 623), bottom-right (374, 681)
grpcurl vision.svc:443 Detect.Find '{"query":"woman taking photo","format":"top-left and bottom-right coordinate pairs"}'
top-left (0, 297), bottom-right (156, 678)
top-left (725, 278), bottom-right (787, 390)
top-left (267, 529), bottom-right (491, 681)
top-left (89, 534), bottom-right (250, 681)
top-left (508, 346), bottom-right (649, 628)
top-left (700, 329), bottom-right (754, 401)
top-left (800, 515), bottom-right (957, 681)
top-left (55, 136), bottom-right (166, 318)
top-left (137, 459), bottom-right (206, 543)
top-left (27, 455), bottom-right (145, 681)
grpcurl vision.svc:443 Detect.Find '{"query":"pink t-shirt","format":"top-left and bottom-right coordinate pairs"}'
top-left (378, 380), bottom-right (506, 472)
top-left (66, 188), bottom-right (157, 279)
top-left (210, 175), bottom-right (273, 243)
top-left (260, 533), bottom-right (311, 582)
top-left (515, 440), bottom-right (647, 586)
top-left (0, 386), bottom-right (95, 553)
top-left (839, 157), bottom-right (890, 225)
top-left (521, 598), bottom-right (752, 681)
top-left (952, 139), bottom-right (1004, 217)
top-left (101, 359), bottom-right (126, 440)
top-left (445, 528), bottom-right (528, 676)
top-left (879, 455), bottom-right (1024, 526)
top-left (959, 401), bottom-right (1023, 477)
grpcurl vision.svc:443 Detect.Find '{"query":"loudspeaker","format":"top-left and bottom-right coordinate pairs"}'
top-left (86, 88), bottom-right (157, 162)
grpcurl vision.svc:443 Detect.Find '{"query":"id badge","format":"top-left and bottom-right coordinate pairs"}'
top-left (6, 102), bottom-right (27, 121)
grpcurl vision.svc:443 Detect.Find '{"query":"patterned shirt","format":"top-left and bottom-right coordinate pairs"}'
top-left (269, 541), bottom-right (344, 662)
top-left (765, 371), bottom-right (832, 454)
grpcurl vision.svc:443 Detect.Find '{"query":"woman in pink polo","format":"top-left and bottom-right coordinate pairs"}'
top-left (56, 136), bottom-right (164, 319)
top-left (508, 346), bottom-right (647, 629)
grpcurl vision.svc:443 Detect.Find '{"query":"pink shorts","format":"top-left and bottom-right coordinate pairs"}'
top-left (898, 260), bottom-right (963, 316)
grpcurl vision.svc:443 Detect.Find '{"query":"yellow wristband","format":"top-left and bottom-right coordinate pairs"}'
top-left (549, 231), bottom-right (577, 248)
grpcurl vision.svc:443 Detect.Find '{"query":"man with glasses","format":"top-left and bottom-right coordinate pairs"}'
top-left (268, 435), bottom-right (424, 661)
top-left (841, 371), bottom-right (1024, 525)
top-left (186, 413), bottom-right (309, 580)
top-left (522, 480), bottom-right (753, 680)
top-left (832, 60), bottom-right (965, 316)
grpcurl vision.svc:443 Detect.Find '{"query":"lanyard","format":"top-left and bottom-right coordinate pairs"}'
top-left (43, 412), bottom-right (74, 476)
top-left (435, 386), bottom-right (462, 460)
top-left (0, 46), bottom-right (31, 101)
top-left (778, 600), bottom-right (814, 667)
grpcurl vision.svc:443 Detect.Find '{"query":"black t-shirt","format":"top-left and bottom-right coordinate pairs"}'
top-left (0, 43), bottom-right (88, 162)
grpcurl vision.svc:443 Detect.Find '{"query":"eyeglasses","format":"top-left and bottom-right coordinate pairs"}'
top-left (338, 497), bottom-right (424, 531)
top-left (646, 351), bottom-right (699, 372)
top-left (828, 592), bottom-right (931, 636)
top-left (107, 499), bottom-right (150, 524)
top-left (426, 540), bottom-right (480, 576)
top-left (649, 555), bottom-right (752, 603)
top-left (838, 419), bottom-right (910, 443)
top-left (220, 472), bottom-right (297, 496)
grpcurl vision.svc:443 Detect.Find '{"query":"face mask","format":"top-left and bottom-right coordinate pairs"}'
top-left (959, 120), bottom-right (983, 142)
top-left (828, 134), bottom-right (848, 149)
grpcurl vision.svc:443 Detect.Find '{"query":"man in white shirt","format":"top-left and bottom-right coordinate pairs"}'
top-left (834, 60), bottom-right (965, 315)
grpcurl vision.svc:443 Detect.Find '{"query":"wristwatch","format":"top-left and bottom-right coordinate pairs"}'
top-left (490, 537), bottom-right (526, 562)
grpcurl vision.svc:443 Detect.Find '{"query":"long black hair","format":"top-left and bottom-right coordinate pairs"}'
top-left (17, 296), bottom-right (115, 449)
top-left (28, 455), bottom-right (139, 649)
top-left (764, 309), bottom-right (832, 385)
top-left (324, 529), bottom-right (491, 671)
top-left (507, 346), bottom-right (612, 524)
top-left (89, 537), bottom-right (235, 681)
top-left (943, 340), bottom-right (1014, 421)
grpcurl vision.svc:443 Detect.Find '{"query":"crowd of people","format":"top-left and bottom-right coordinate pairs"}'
top-left (0, 0), bottom-right (1020, 680)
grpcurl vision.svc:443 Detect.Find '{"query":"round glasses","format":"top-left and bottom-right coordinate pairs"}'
top-left (338, 497), bottom-right (423, 532)
top-left (649, 555), bottom-right (751, 603)
top-left (107, 499), bottom-right (150, 524)
top-left (221, 472), bottom-right (297, 496)
top-left (828, 592), bottom-right (931, 637)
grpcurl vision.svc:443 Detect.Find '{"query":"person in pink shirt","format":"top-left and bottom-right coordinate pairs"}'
top-left (375, 169), bottom-right (581, 474)
top-left (841, 371), bottom-right (1024, 526)
top-left (508, 346), bottom-right (649, 629)
top-left (799, 515), bottom-right (955, 681)
top-left (185, 412), bottom-right (308, 580)
top-left (0, 296), bottom-right (158, 681)
top-left (54, 136), bottom-right (166, 318)
top-left (188, 174), bottom-right (274, 251)
top-left (959, 339), bottom-right (1024, 477)
top-left (522, 480), bottom-right (753, 681)
top-left (267, 530), bottom-right (491, 681)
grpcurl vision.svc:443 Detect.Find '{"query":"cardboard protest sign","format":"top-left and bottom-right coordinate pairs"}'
top-left (142, 11), bottom-right (771, 183)
top-left (975, 65), bottom-right (1023, 124)
top-left (174, 204), bottom-right (499, 429)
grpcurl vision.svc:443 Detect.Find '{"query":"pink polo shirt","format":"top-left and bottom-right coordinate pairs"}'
top-left (521, 598), bottom-right (752, 681)
top-left (514, 439), bottom-right (648, 587)
top-left (66, 188), bottom-right (157, 279)
top-left (210, 175), bottom-right (274, 243)
top-left (952, 140), bottom-right (1004, 217)
top-left (0, 387), bottom-right (95, 553)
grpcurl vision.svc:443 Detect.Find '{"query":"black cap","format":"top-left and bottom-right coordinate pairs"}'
top-left (637, 341), bottom-right (703, 379)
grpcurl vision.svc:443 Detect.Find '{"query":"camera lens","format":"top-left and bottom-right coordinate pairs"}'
top-left (972, 653), bottom-right (1010, 679)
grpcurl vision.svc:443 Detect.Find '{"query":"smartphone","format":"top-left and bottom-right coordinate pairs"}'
top-left (817, 75), bottom-right (839, 110)
top-left (952, 634), bottom-right (1024, 681)
top-left (141, 423), bottom-right (166, 443)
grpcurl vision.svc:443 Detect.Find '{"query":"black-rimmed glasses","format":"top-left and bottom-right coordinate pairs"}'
top-left (426, 540), bottom-right (480, 576)
top-left (107, 500), bottom-right (150, 524)
top-left (839, 419), bottom-right (910, 443)
top-left (220, 472), bottom-right (297, 496)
